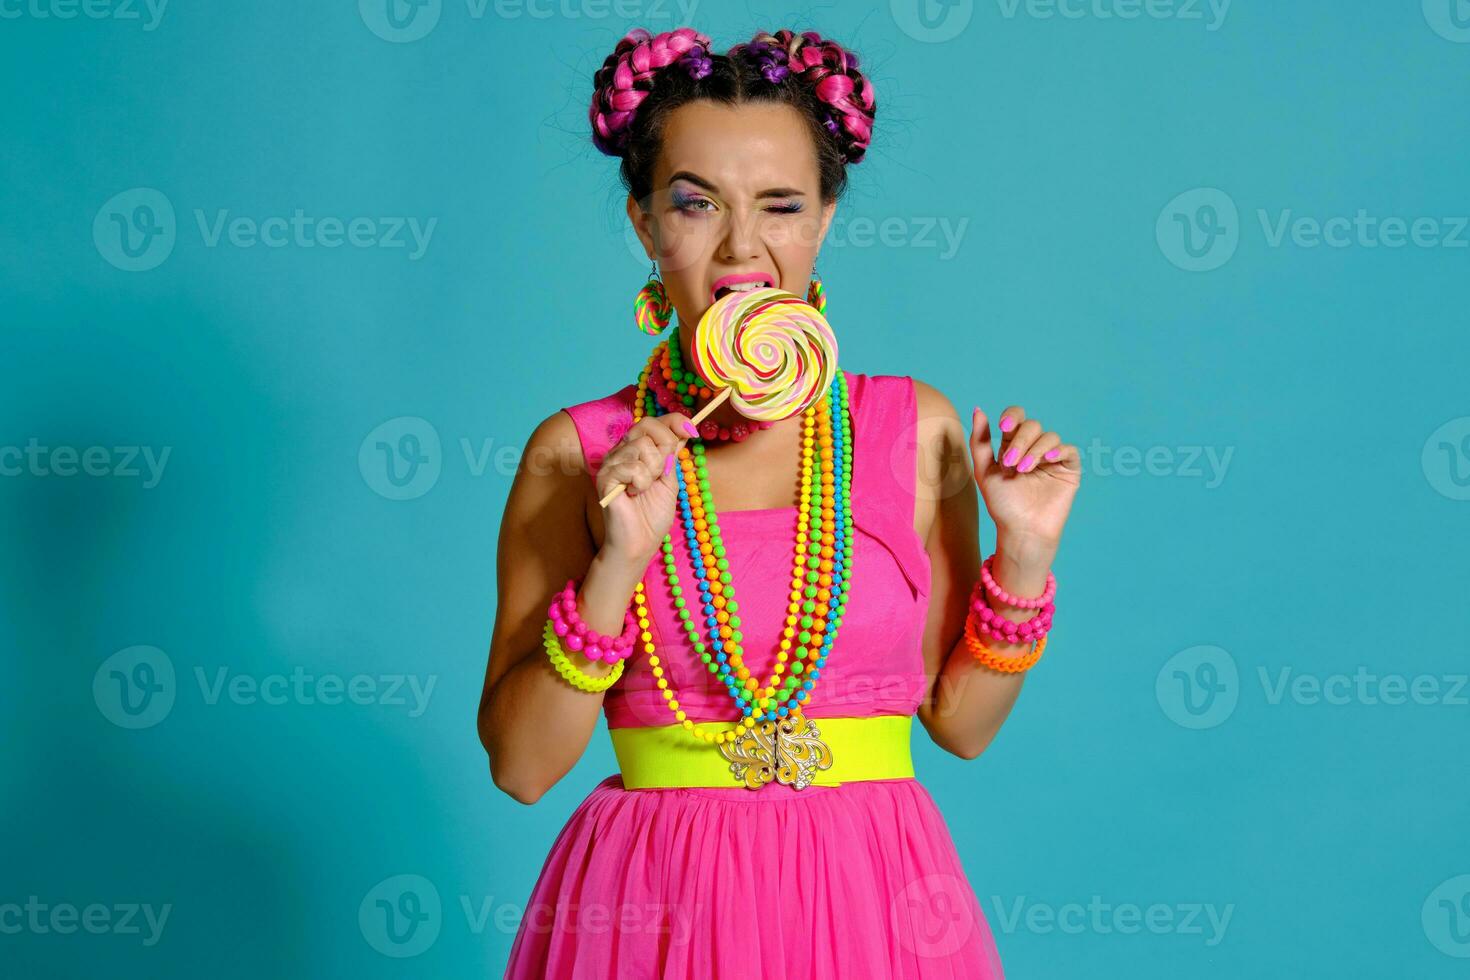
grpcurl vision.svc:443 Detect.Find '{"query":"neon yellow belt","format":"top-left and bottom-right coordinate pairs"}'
top-left (610, 714), bottom-right (915, 790)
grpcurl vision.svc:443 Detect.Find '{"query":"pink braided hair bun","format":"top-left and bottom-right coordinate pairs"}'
top-left (738, 29), bottom-right (876, 164)
top-left (589, 27), bottom-right (714, 157)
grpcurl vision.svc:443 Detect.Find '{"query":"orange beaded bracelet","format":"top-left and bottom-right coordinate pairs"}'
top-left (963, 616), bottom-right (1048, 674)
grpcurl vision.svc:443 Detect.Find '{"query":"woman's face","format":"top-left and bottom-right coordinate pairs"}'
top-left (627, 100), bottom-right (835, 331)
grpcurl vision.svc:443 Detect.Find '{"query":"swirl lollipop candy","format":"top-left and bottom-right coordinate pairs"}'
top-left (598, 287), bottom-right (838, 508)
top-left (691, 287), bottom-right (837, 421)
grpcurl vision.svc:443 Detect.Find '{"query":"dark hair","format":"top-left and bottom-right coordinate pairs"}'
top-left (589, 27), bottom-right (876, 204)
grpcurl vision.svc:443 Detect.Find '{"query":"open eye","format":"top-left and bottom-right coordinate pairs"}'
top-left (673, 190), bottom-right (717, 214)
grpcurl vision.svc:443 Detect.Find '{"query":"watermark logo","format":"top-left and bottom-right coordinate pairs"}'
top-left (995, 0), bottom-right (1230, 30)
top-left (1156, 645), bottom-right (1238, 729)
top-left (359, 0), bottom-right (441, 42)
top-left (0, 0), bottom-right (168, 30)
top-left (360, 874), bottom-right (442, 957)
top-left (1422, 416), bottom-right (1470, 501)
top-left (1157, 188), bottom-right (1239, 272)
top-left (1423, 0), bottom-right (1470, 42)
top-left (95, 189), bottom-right (437, 271)
top-left (0, 897), bottom-right (172, 946)
top-left (93, 646), bottom-right (176, 730)
top-left (360, 417), bottom-right (442, 500)
top-left (891, 874), bottom-right (978, 958)
top-left (361, 0), bottom-right (697, 41)
top-left (891, 0), bottom-right (975, 43)
top-left (0, 440), bottom-right (171, 487)
top-left (989, 895), bottom-right (1233, 945)
top-left (1424, 875), bottom-right (1470, 957)
top-left (93, 188), bottom-right (176, 272)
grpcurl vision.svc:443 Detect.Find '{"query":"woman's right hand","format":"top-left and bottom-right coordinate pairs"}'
top-left (596, 412), bottom-right (699, 567)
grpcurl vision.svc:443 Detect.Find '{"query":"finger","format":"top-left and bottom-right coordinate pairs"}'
top-left (1001, 419), bottom-right (1044, 471)
top-left (656, 412), bottom-right (700, 443)
top-left (626, 417), bottom-right (682, 456)
top-left (1045, 442), bottom-right (1082, 477)
top-left (971, 406), bottom-right (996, 480)
top-left (996, 405), bottom-right (1026, 456)
top-left (1017, 431), bottom-right (1061, 473)
top-left (626, 437), bottom-right (666, 496)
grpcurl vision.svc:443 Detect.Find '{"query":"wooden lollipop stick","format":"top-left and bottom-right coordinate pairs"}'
top-left (598, 386), bottom-right (733, 508)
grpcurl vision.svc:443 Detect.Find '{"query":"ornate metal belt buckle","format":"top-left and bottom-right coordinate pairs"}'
top-left (716, 714), bottom-right (834, 790)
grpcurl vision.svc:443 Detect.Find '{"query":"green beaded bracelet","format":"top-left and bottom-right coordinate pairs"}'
top-left (542, 620), bottom-right (624, 693)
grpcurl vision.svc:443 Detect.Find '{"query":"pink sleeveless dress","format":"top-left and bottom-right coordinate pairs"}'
top-left (503, 371), bottom-right (1005, 979)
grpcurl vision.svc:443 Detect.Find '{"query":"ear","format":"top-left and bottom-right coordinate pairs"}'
top-left (815, 199), bottom-right (837, 251)
top-left (626, 193), bottom-right (656, 260)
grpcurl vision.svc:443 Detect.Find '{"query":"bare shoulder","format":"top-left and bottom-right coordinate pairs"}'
top-left (912, 377), bottom-right (961, 424)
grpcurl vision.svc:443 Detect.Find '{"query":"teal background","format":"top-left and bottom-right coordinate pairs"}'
top-left (4, 1), bottom-right (1470, 976)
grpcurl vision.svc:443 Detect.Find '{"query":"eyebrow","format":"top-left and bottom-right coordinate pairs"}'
top-left (668, 171), bottom-right (807, 198)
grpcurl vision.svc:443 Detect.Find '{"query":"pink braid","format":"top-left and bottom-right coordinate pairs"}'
top-left (754, 29), bottom-right (876, 164)
top-left (589, 27), bottom-right (714, 157)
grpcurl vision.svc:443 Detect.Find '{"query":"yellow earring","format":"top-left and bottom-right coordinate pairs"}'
top-left (634, 263), bottom-right (673, 336)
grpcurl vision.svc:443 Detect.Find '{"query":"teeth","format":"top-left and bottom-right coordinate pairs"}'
top-left (726, 281), bottom-right (767, 292)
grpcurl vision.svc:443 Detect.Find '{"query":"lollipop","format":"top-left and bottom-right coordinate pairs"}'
top-left (598, 287), bottom-right (838, 508)
top-left (691, 287), bottom-right (837, 421)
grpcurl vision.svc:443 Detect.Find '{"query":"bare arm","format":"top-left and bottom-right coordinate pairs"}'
top-left (477, 407), bottom-right (693, 804)
top-left (911, 381), bottom-right (1031, 759)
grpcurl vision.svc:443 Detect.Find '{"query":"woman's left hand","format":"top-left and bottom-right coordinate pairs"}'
top-left (969, 405), bottom-right (1082, 551)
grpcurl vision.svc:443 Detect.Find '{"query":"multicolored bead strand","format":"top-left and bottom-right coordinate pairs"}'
top-left (624, 338), bottom-right (854, 744)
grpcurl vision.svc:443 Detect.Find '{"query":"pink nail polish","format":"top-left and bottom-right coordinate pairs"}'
top-left (1045, 448), bottom-right (1061, 461)
top-left (663, 454), bottom-right (674, 476)
top-left (1019, 455), bottom-right (1035, 472)
top-left (1003, 448), bottom-right (1019, 466)
top-left (683, 422), bottom-right (699, 437)
top-left (999, 416), bottom-right (1015, 433)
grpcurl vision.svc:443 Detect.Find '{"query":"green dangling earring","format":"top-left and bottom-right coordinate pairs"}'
top-left (807, 269), bottom-right (827, 314)
top-left (634, 262), bottom-right (673, 336)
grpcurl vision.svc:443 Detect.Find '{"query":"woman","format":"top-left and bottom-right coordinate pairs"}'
top-left (478, 26), bottom-right (1081, 979)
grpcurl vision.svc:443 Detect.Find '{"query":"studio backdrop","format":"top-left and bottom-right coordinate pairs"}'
top-left (3, 1), bottom-right (1468, 977)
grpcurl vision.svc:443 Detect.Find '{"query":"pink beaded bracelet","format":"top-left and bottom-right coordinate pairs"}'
top-left (547, 579), bottom-right (639, 664)
top-left (979, 554), bottom-right (1056, 610)
top-left (970, 598), bottom-right (1054, 645)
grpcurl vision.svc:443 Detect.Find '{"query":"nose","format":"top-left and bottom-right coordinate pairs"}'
top-left (716, 208), bottom-right (762, 264)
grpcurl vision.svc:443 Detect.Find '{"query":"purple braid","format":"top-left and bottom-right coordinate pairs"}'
top-left (589, 27), bottom-right (715, 157)
top-left (750, 29), bottom-right (876, 164)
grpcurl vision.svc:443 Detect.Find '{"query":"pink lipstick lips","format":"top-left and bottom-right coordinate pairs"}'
top-left (710, 272), bottom-right (774, 304)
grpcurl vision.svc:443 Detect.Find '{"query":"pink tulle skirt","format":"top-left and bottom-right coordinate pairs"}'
top-left (503, 773), bottom-right (1005, 979)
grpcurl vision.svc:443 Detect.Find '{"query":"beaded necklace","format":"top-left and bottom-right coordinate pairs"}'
top-left (625, 328), bottom-right (855, 747)
top-left (647, 331), bottom-right (775, 442)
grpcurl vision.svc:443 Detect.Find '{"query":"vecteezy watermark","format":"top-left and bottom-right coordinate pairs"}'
top-left (1259, 666), bottom-right (1469, 709)
top-left (994, 0), bottom-right (1229, 30)
top-left (621, 213), bottom-right (970, 271)
top-left (359, 874), bottom-right (701, 957)
top-left (988, 895), bottom-right (1234, 946)
top-left (94, 188), bottom-right (437, 271)
top-left (1423, 875), bottom-right (1470, 957)
top-left (93, 646), bottom-right (437, 729)
top-left (1156, 645), bottom-right (1239, 729)
top-left (359, 0), bottom-right (698, 43)
top-left (0, 897), bottom-right (171, 946)
top-left (0, 0), bottom-right (168, 30)
top-left (892, 0), bottom-right (1227, 43)
top-left (1156, 188), bottom-right (1239, 272)
top-left (358, 416), bottom-right (599, 501)
top-left (891, 874), bottom-right (982, 959)
top-left (1422, 416), bottom-right (1470, 501)
top-left (361, 875), bottom-right (442, 958)
top-left (1158, 187), bottom-right (1470, 272)
top-left (1157, 646), bottom-right (1470, 730)
top-left (1082, 438), bottom-right (1233, 488)
top-left (0, 439), bottom-right (171, 488)
top-left (1423, 0), bottom-right (1470, 43)
top-left (890, 0), bottom-right (975, 43)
